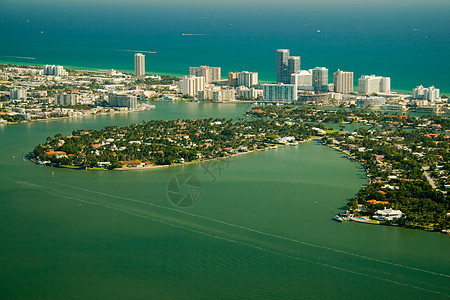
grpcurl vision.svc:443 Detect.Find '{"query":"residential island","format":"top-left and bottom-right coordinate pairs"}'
top-left (32, 118), bottom-right (313, 169)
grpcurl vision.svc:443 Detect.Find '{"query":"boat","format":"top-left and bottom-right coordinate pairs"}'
top-left (333, 215), bottom-right (344, 222)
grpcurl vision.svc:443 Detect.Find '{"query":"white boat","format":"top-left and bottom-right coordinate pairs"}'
top-left (333, 215), bottom-right (344, 222)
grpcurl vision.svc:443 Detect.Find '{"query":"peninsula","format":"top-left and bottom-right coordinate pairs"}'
top-left (247, 106), bottom-right (449, 232)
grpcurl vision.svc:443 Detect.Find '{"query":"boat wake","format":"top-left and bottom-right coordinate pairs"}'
top-left (43, 180), bottom-right (450, 281)
top-left (0, 55), bottom-right (36, 60)
top-left (112, 49), bottom-right (157, 54)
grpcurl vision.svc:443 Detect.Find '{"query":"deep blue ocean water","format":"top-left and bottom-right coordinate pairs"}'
top-left (1, 1), bottom-right (449, 93)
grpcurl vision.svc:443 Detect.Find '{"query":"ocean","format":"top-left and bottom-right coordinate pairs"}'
top-left (1, 1), bottom-right (449, 94)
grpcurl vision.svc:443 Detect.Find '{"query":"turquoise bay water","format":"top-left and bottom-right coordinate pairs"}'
top-left (0, 102), bottom-right (449, 299)
top-left (0, 1), bottom-right (449, 93)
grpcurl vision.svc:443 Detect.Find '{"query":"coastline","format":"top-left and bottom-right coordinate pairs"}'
top-left (1, 61), bottom-right (447, 96)
top-left (1, 108), bottom-right (152, 125)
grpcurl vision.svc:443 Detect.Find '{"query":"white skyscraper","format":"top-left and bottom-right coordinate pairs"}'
top-left (134, 53), bottom-right (145, 77)
top-left (189, 66), bottom-right (221, 83)
top-left (333, 69), bottom-right (354, 94)
top-left (237, 71), bottom-right (258, 87)
top-left (414, 85), bottom-right (440, 101)
top-left (263, 83), bottom-right (297, 103)
top-left (179, 75), bottom-right (206, 96)
top-left (358, 75), bottom-right (391, 94)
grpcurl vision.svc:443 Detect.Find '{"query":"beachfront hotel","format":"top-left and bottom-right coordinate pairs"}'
top-left (358, 75), bottom-right (391, 94)
top-left (134, 53), bottom-right (145, 77)
top-left (413, 85), bottom-right (440, 101)
top-left (333, 69), bottom-right (354, 94)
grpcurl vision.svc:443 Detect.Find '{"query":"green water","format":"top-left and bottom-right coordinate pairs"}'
top-left (0, 102), bottom-right (449, 299)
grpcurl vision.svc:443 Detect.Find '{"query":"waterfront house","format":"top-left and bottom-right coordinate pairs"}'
top-left (373, 208), bottom-right (403, 221)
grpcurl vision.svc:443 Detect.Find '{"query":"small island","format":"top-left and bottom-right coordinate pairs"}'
top-left (32, 118), bottom-right (314, 169)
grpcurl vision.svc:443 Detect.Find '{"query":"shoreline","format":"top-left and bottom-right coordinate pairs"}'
top-left (1, 107), bottom-right (154, 125)
top-left (1, 61), bottom-right (447, 96)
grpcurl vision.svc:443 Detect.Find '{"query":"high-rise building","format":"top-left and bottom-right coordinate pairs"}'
top-left (9, 88), bottom-right (27, 101)
top-left (413, 85), bottom-right (440, 101)
top-left (179, 75), bottom-right (205, 96)
top-left (277, 49), bottom-right (301, 84)
top-left (276, 49), bottom-right (290, 83)
top-left (312, 67), bottom-right (329, 93)
top-left (424, 87), bottom-right (440, 101)
top-left (237, 71), bottom-right (258, 87)
top-left (263, 83), bottom-right (297, 103)
top-left (333, 69), bottom-right (354, 94)
top-left (55, 93), bottom-right (79, 106)
top-left (109, 93), bottom-right (137, 110)
top-left (291, 70), bottom-right (312, 88)
top-left (228, 72), bottom-right (238, 87)
top-left (43, 65), bottom-right (68, 76)
top-left (134, 53), bottom-right (145, 77)
top-left (287, 56), bottom-right (301, 77)
top-left (189, 66), bottom-right (221, 83)
top-left (358, 75), bottom-right (391, 94)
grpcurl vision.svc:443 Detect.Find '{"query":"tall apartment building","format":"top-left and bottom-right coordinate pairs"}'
top-left (189, 66), bottom-right (221, 83)
top-left (312, 67), bottom-right (329, 93)
top-left (134, 53), bottom-right (145, 77)
top-left (43, 65), bottom-right (68, 76)
top-left (199, 89), bottom-right (235, 102)
top-left (9, 88), bottom-right (27, 101)
top-left (109, 93), bottom-right (137, 110)
top-left (179, 75), bottom-right (205, 96)
top-left (333, 69), bottom-right (354, 94)
top-left (228, 72), bottom-right (238, 87)
top-left (413, 85), bottom-right (440, 101)
top-left (263, 83), bottom-right (297, 103)
top-left (277, 49), bottom-right (290, 83)
top-left (237, 71), bottom-right (258, 87)
top-left (276, 49), bottom-right (301, 84)
top-left (358, 75), bottom-right (391, 94)
top-left (287, 56), bottom-right (301, 77)
top-left (55, 93), bottom-right (79, 106)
